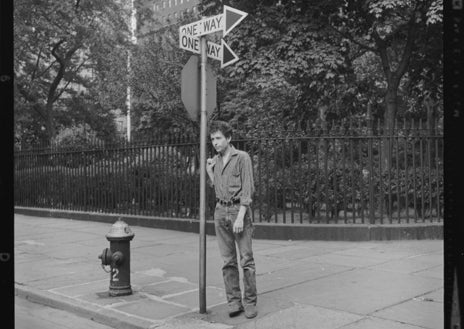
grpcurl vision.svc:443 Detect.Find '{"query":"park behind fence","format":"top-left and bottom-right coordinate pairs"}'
top-left (14, 119), bottom-right (443, 225)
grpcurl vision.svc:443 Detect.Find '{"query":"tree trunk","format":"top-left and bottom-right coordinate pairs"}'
top-left (45, 101), bottom-right (55, 146)
top-left (383, 87), bottom-right (397, 171)
top-left (45, 40), bottom-right (81, 146)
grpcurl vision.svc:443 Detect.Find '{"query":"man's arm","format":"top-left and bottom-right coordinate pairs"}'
top-left (206, 157), bottom-right (216, 187)
top-left (237, 152), bottom-right (254, 207)
top-left (233, 153), bottom-right (254, 233)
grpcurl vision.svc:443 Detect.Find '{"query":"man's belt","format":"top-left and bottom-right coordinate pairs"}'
top-left (216, 198), bottom-right (240, 206)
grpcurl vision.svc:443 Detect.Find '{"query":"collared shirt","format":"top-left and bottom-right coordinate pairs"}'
top-left (209, 145), bottom-right (255, 207)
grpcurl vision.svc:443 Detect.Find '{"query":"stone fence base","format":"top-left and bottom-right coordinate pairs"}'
top-left (14, 207), bottom-right (443, 241)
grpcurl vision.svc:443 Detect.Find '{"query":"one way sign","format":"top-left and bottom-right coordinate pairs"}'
top-left (179, 5), bottom-right (247, 38)
top-left (179, 5), bottom-right (247, 68)
top-left (179, 35), bottom-right (239, 68)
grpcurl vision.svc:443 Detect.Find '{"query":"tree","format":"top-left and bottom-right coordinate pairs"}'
top-left (199, 0), bottom-right (441, 123)
top-left (329, 0), bottom-right (443, 133)
top-left (14, 0), bottom-right (130, 146)
top-left (199, 0), bottom-right (375, 133)
top-left (328, 0), bottom-right (443, 168)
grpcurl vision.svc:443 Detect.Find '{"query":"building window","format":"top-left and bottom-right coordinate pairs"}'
top-left (174, 12), bottom-right (178, 19)
top-left (174, 0), bottom-right (177, 5)
top-left (169, 0), bottom-right (171, 7)
top-left (180, 0), bottom-right (183, 3)
top-left (163, 1), bottom-right (166, 8)
top-left (192, 6), bottom-right (196, 13)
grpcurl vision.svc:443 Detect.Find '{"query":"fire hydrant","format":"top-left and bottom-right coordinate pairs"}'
top-left (98, 219), bottom-right (135, 296)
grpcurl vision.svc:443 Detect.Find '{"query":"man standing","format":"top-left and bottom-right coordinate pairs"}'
top-left (206, 121), bottom-right (257, 319)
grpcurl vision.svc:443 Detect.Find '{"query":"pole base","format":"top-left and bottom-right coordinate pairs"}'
top-left (109, 285), bottom-right (132, 297)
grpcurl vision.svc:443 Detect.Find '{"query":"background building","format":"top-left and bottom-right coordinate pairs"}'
top-left (154, 0), bottom-right (199, 25)
top-left (137, 0), bottom-right (200, 36)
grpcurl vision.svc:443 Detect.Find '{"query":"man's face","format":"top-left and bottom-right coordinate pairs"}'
top-left (210, 131), bottom-right (231, 153)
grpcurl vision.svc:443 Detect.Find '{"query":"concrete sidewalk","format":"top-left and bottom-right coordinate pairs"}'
top-left (15, 214), bottom-right (444, 329)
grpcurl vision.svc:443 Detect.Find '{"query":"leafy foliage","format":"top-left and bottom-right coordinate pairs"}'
top-left (14, 0), bottom-right (442, 151)
top-left (196, 0), bottom-right (442, 137)
top-left (14, 0), bottom-right (130, 146)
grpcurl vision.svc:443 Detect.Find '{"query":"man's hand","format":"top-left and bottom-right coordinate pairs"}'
top-left (233, 216), bottom-right (244, 234)
top-left (206, 157), bottom-right (216, 174)
top-left (233, 205), bottom-right (248, 233)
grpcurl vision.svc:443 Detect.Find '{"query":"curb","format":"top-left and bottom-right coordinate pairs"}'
top-left (15, 284), bottom-right (159, 329)
top-left (15, 284), bottom-right (233, 329)
top-left (15, 207), bottom-right (443, 241)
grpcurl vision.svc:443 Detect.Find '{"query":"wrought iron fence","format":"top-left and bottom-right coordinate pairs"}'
top-left (14, 119), bottom-right (443, 224)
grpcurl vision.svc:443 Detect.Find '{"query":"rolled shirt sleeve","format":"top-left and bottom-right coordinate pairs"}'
top-left (238, 152), bottom-right (255, 206)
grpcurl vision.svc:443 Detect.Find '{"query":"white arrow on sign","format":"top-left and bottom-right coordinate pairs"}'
top-left (179, 34), bottom-right (239, 68)
top-left (179, 5), bottom-right (247, 38)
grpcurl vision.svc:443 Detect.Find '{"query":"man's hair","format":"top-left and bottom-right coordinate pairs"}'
top-left (209, 121), bottom-right (233, 139)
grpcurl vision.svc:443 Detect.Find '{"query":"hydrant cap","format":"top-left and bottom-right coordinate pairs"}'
top-left (106, 219), bottom-right (135, 240)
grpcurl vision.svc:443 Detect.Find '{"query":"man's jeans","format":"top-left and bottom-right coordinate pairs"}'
top-left (214, 203), bottom-right (257, 307)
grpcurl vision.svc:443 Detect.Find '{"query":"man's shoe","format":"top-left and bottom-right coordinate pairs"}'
top-left (244, 304), bottom-right (258, 319)
top-left (228, 304), bottom-right (244, 317)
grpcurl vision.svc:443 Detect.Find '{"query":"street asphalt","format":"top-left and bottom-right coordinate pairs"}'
top-left (14, 213), bottom-right (443, 329)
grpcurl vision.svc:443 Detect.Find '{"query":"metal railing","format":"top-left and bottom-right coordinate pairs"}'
top-left (14, 119), bottom-right (443, 224)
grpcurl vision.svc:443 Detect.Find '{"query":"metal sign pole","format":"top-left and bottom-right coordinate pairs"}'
top-left (199, 36), bottom-right (207, 314)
